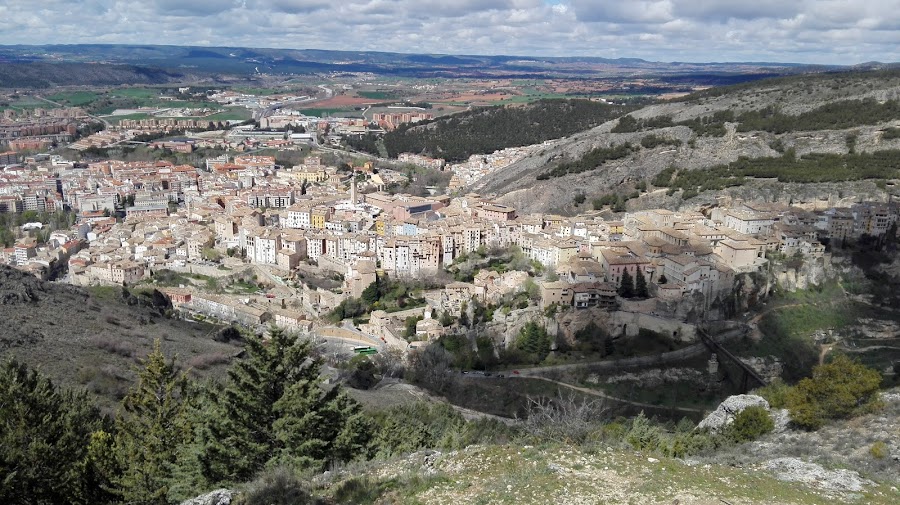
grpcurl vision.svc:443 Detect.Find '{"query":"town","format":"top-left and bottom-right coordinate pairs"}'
top-left (1, 125), bottom-right (895, 358)
top-left (3, 28), bottom-right (900, 504)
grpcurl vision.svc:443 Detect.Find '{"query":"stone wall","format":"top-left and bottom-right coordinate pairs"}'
top-left (608, 310), bottom-right (697, 342)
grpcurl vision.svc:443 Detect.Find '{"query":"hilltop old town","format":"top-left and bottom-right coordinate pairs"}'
top-left (0, 99), bottom-right (897, 354)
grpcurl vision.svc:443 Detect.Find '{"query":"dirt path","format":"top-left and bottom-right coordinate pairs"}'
top-left (819, 343), bottom-right (834, 365)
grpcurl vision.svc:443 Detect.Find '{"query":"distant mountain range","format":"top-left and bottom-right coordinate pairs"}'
top-left (0, 43), bottom-right (863, 85)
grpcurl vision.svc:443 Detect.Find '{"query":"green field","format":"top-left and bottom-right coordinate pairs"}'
top-left (730, 282), bottom-right (865, 382)
top-left (46, 91), bottom-right (100, 106)
top-left (165, 100), bottom-right (221, 109)
top-left (0, 95), bottom-right (58, 110)
top-left (299, 108), bottom-right (362, 117)
top-left (357, 90), bottom-right (402, 100)
top-left (109, 87), bottom-right (162, 99)
top-left (203, 109), bottom-right (252, 121)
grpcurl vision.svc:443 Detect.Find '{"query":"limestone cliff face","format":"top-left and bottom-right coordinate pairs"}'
top-left (771, 255), bottom-right (841, 292)
top-left (480, 306), bottom-right (550, 348)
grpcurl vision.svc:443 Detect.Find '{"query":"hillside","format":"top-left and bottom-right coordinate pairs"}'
top-left (305, 439), bottom-right (898, 504)
top-left (382, 99), bottom-right (641, 162)
top-left (0, 62), bottom-right (204, 89)
top-left (0, 266), bottom-right (241, 410)
top-left (0, 44), bottom-right (828, 80)
top-left (471, 70), bottom-right (900, 214)
top-left (263, 389), bottom-right (900, 504)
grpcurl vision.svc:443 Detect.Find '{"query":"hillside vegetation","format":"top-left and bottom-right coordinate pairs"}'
top-left (0, 265), bottom-right (240, 410)
top-left (614, 98), bottom-right (900, 137)
top-left (382, 99), bottom-right (640, 162)
top-left (470, 69), bottom-right (900, 214)
top-left (0, 63), bottom-right (191, 88)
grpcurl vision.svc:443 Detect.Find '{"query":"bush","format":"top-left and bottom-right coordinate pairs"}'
top-left (754, 379), bottom-right (791, 409)
top-left (371, 402), bottom-right (516, 457)
top-left (235, 466), bottom-right (316, 505)
top-left (870, 440), bottom-right (888, 459)
top-left (727, 406), bottom-right (774, 443)
top-left (523, 392), bottom-right (607, 444)
top-left (625, 412), bottom-right (662, 452)
top-left (786, 355), bottom-right (883, 430)
top-left (91, 335), bottom-right (136, 358)
top-left (329, 476), bottom-right (391, 504)
top-left (186, 352), bottom-right (230, 370)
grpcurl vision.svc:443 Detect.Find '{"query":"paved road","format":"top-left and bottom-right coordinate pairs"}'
top-left (510, 326), bottom-right (747, 378)
top-left (521, 376), bottom-right (707, 414)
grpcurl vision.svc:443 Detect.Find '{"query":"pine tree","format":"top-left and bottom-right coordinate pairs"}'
top-left (112, 340), bottom-right (192, 505)
top-left (0, 359), bottom-right (111, 505)
top-left (635, 268), bottom-right (649, 298)
top-left (184, 328), bottom-right (373, 491)
top-left (618, 269), bottom-right (635, 298)
top-left (516, 322), bottom-right (551, 362)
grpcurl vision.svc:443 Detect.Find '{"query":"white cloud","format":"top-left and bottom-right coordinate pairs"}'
top-left (0, 0), bottom-right (896, 64)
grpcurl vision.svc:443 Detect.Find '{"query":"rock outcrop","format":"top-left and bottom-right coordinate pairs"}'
top-left (763, 458), bottom-right (875, 492)
top-left (179, 489), bottom-right (234, 505)
top-left (696, 394), bottom-right (770, 432)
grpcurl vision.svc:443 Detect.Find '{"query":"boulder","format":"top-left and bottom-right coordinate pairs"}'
top-left (764, 457), bottom-right (874, 492)
top-left (696, 394), bottom-right (770, 432)
top-left (179, 489), bottom-right (234, 505)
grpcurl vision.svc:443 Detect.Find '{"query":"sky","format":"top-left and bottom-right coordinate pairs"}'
top-left (1, 0), bottom-right (899, 64)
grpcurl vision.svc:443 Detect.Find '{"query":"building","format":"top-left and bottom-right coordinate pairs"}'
top-left (714, 239), bottom-right (760, 271)
top-left (540, 280), bottom-right (574, 309)
top-left (572, 282), bottom-right (618, 309)
top-left (599, 249), bottom-right (651, 285)
top-left (724, 210), bottom-right (775, 235)
top-left (0, 151), bottom-right (17, 165)
top-left (478, 203), bottom-right (517, 222)
top-left (14, 237), bottom-right (37, 265)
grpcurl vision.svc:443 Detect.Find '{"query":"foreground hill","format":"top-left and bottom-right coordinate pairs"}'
top-left (303, 441), bottom-right (898, 504)
top-left (471, 70), bottom-right (900, 214)
top-left (0, 266), bottom-right (240, 410)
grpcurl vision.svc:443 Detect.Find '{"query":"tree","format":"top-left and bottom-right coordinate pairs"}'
top-left (727, 405), bottom-right (774, 442)
top-left (201, 247), bottom-right (222, 262)
top-left (112, 341), bottom-right (192, 505)
top-left (516, 321), bottom-right (552, 363)
top-left (618, 269), bottom-right (635, 298)
top-left (0, 359), bottom-right (112, 505)
top-left (360, 277), bottom-right (381, 305)
top-left (603, 336), bottom-right (615, 357)
top-left (786, 354), bottom-right (883, 430)
top-left (635, 268), bottom-right (649, 298)
top-left (181, 329), bottom-right (373, 491)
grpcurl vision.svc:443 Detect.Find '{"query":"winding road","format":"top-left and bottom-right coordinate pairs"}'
top-left (520, 376), bottom-right (707, 414)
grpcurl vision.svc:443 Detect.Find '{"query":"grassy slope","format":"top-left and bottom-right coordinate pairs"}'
top-left (322, 444), bottom-right (898, 504)
top-left (0, 266), bottom-right (241, 411)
